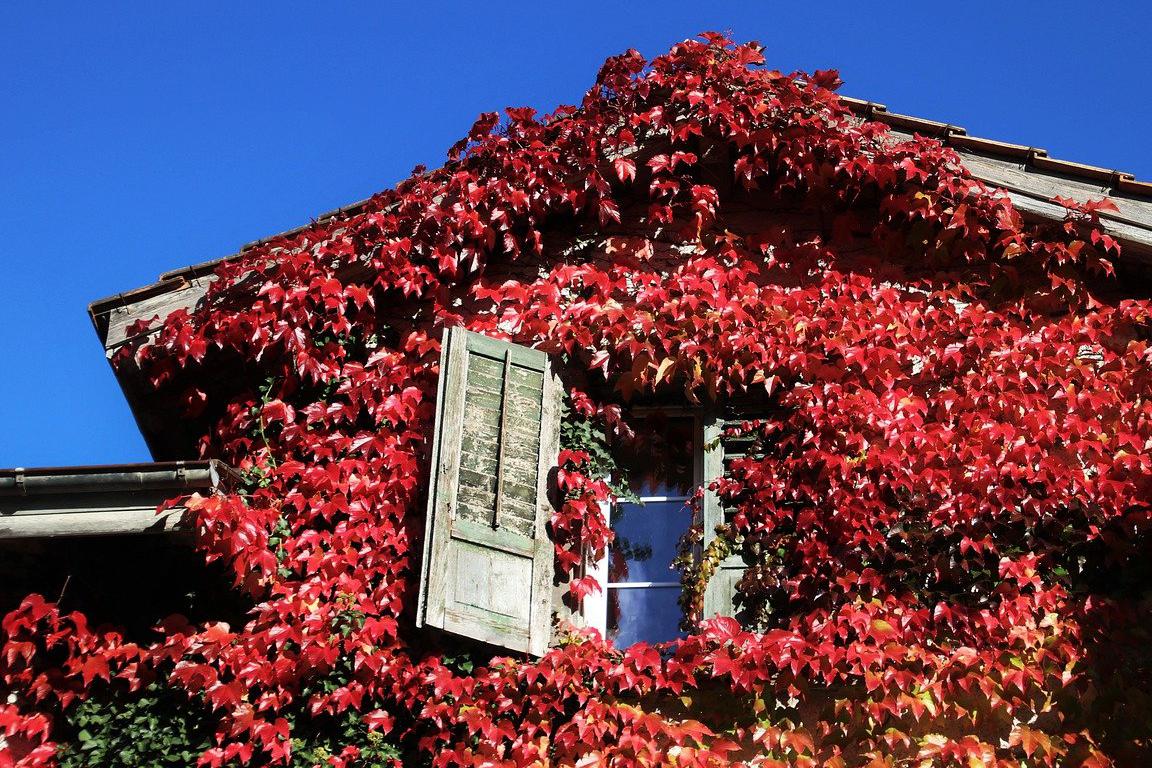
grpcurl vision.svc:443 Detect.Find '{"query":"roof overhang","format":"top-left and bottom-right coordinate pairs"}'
top-left (0, 461), bottom-right (237, 539)
top-left (840, 97), bottom-right (1152, 265)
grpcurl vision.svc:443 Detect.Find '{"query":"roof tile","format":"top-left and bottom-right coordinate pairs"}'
top-left (843, 95), bottom-right (1145, 200)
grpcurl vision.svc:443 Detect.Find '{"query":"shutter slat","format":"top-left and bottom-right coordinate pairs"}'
top-left (493, 349), bottom-right (513, 529)
top-left (417, 327), bottom-right (559, 656)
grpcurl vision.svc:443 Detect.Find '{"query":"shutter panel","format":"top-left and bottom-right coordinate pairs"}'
top-left (417, 327), bottom-right (560, 656)
top-left (701, 415), bottom-right (747, 620)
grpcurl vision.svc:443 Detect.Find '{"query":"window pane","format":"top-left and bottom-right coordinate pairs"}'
top-left (608, 586), bottom-right (684, 647)
top-left (620, 415), bottom-right (696, 496)
top-left (609, 500), bottom-right (688, 583)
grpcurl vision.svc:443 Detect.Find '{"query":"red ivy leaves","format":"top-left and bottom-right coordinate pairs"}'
top-left (613, 157), bottom-right (637, 183)
top-left (3, 32), bottom-right (1148, 768)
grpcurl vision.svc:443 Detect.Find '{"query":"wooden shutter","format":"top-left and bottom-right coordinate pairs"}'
top-left (417, 327), bottom-right (561, 656)
top-left (701, 415), bottom-right (748, 620)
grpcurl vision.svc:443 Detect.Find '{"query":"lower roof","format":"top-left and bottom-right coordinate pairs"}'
top-left (0, 461), bottom-right (236, 539)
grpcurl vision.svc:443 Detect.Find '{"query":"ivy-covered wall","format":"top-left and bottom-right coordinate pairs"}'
top-left (3, 34), bottom-right (1151, 768)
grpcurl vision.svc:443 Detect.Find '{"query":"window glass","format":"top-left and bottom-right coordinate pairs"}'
top-left (608, 586), bottom-right (684, 647)
top-left (621, 415), bottom-right (696, 497)
top-left (609, 500), bottom-right (688, 583)
top-left (603, 413), bottom-right (696, 647)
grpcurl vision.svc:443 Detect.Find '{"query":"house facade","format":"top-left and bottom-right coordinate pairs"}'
top-left (4, 36), bottom-right (1152, 768)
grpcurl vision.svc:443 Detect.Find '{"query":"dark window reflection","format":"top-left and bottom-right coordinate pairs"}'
top-left (618, 415), bottom-right (696, 497)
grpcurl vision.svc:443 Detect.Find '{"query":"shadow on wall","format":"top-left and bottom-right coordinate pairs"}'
top-left (0, 534), bottom-right (249, 639)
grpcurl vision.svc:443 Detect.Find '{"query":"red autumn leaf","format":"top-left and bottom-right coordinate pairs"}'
top-left (613, 157), bottom-right (637, 183)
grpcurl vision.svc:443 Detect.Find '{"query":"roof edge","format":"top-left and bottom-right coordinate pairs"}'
top-left (89, 94), bottom-right (1152, 321)
top-left (840, 95), bottom-right (1146, 202)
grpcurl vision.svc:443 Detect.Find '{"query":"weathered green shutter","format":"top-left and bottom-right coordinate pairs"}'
top-left (417, 327), bottom-right (560, 656)
top-left (701, 416), bottom-right (746, 620)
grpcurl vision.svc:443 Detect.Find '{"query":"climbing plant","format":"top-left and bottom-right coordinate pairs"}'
top-left (3, 33), bottom-right (1151, 767)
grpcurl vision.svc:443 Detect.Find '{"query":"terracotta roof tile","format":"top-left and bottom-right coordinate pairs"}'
top-left (1118, 178), bottom-right (1152, 197)
top-left (873, 110), bottom-right (965, 138)
top-left (945, 134), bottom-right (1045, 160)
top-left (1030, 155), bottom-right (1132, 185)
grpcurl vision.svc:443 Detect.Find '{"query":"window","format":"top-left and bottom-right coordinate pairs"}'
top-left (418, 329), bottom-right (739, 655)
top-left (584, 414), bottom-right (701, 647)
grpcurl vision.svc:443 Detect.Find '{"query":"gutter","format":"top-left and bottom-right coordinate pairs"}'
top-left (0, 461), bottom-right (240, 539)
top-left (0, 460), bottom-right (236, 496)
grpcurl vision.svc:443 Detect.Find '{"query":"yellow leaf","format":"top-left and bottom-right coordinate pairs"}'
top-left (871, 619), bottom-right (896, 638)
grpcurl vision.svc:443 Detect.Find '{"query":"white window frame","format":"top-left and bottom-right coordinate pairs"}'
top-left (583, 410), bottom-right (706, 641)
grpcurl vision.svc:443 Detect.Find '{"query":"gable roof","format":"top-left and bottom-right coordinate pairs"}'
top-left (92, 96), bottom-right (1152, 325)
top-left (86, 95), bottom-right (1152, 459)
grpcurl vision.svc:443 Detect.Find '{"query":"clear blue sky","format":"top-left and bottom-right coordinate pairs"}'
top-left (2, 2), bottom-right (1150, 467)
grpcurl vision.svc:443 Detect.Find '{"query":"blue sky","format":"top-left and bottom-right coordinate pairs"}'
top-left (2, 2), bottom-right (1150, 466)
